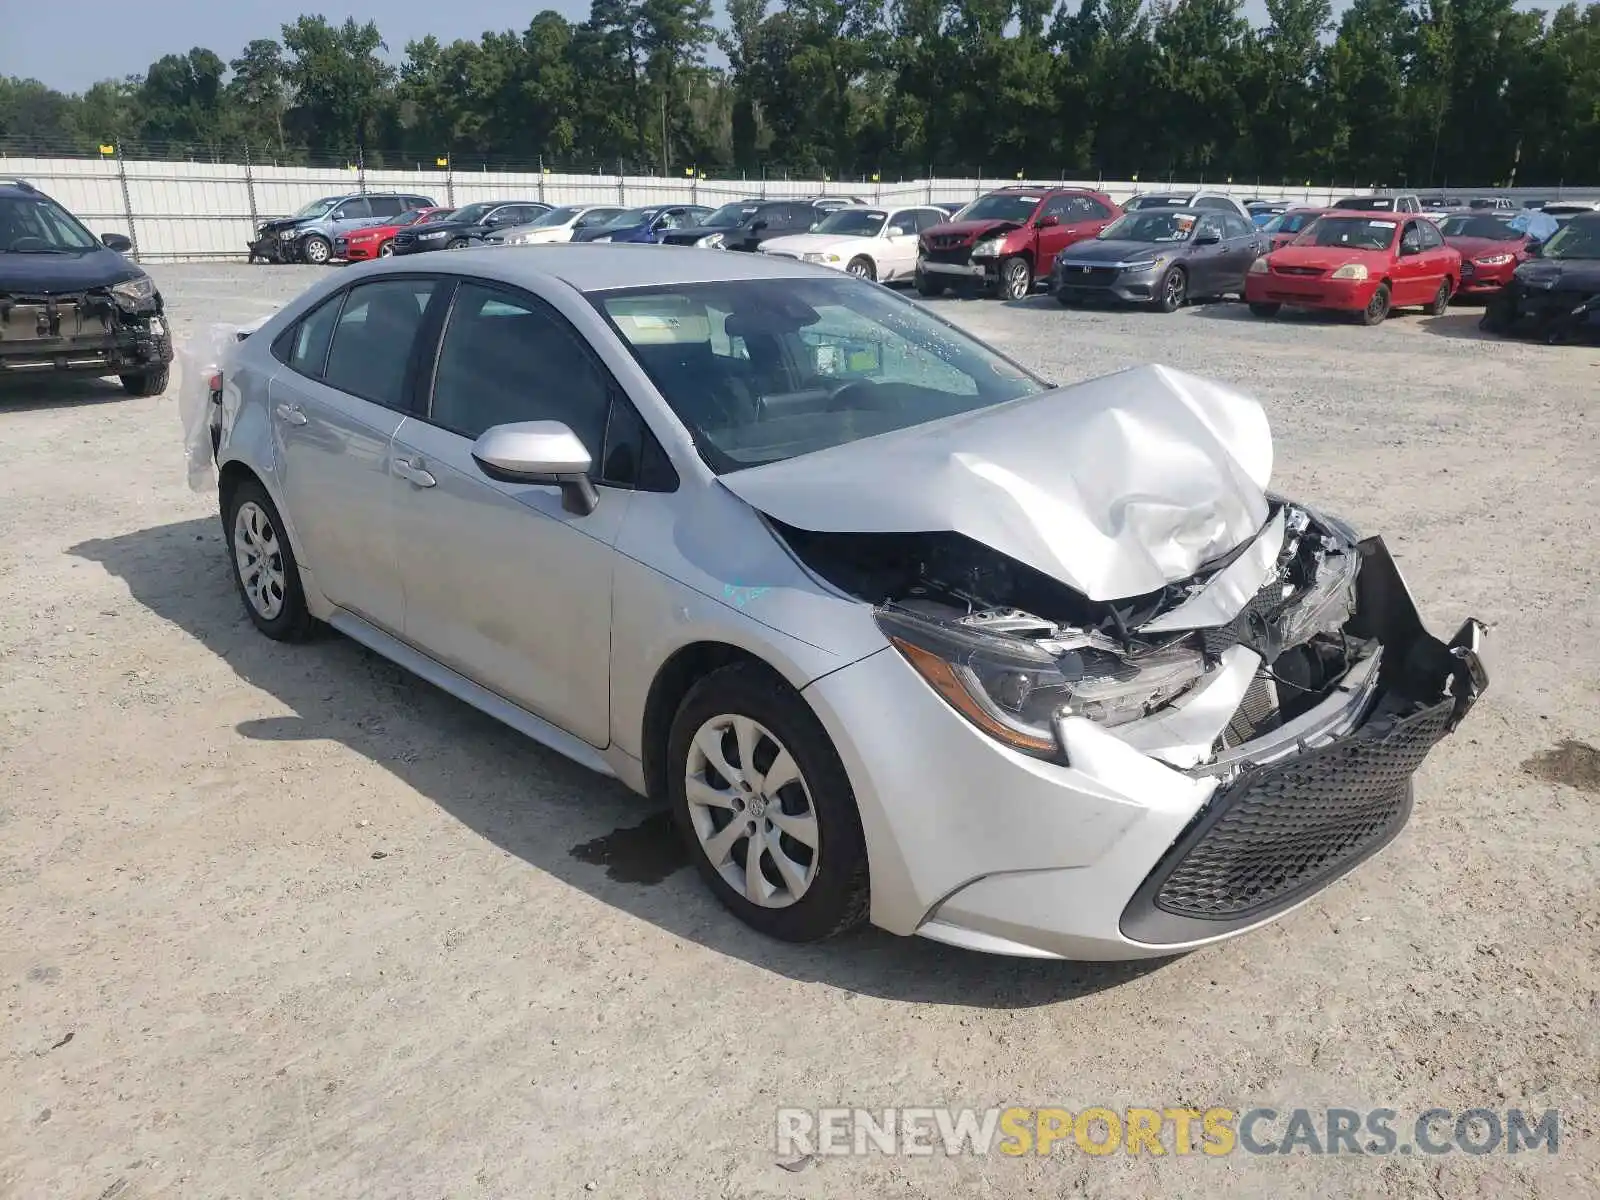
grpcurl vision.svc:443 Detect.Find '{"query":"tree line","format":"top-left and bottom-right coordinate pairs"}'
top-left (2, 0), bottom-right (1598, 187)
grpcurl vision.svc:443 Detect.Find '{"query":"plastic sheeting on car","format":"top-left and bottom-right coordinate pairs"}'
top-left (176, 316), bottom-right (270, 493)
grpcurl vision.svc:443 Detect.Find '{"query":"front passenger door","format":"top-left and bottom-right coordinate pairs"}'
top-left (390, 281), bottom-right (629, 746)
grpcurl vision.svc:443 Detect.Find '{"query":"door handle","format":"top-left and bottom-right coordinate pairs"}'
top-left (393, 456), bottom-right (436, 488)
top-left (274, 402), bottom-right (308, 426)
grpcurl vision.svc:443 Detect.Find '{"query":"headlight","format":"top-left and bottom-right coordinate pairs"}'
top-left (1475, 253), bottom-right (1513, 266)
top-left (1121, 258), bottom-right (1162, 272)
top-left (971, 236), bottom-right (1003, 258)
top-left (1248, 256), bottom-right (1270, 274)
top-left (1330, 263), bottom-right (1369, 280)
top-left (419, 230), bottom-right (450, 241)
top-left (278, 229), bottom-right (299, 239)
top-left (591, 235), bottom-right (613, 243)
top-left (801, 251), bottom-right (841, 264)
top-left (875, 608), bottom-right (1207, 757)
top-left (110, 276), bottom-right (156, 310)
top-left (697, 233), bottom-right (725, 249)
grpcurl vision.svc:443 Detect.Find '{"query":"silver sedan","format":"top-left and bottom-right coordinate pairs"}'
top-left (201, 245), bottom-right (1488, 959)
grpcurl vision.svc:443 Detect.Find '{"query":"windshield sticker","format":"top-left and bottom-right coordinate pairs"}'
top-left (1370, 221), bottom-right (1396, 228)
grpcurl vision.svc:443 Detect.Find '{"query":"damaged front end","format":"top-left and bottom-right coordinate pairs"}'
top-left (0, 282), bottom-right (171, 377)
top-left (778, 501), bottom-right (1488, 938)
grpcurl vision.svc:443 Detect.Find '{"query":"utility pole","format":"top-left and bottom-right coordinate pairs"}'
top-left (660, 90), bottom-right (668, 178)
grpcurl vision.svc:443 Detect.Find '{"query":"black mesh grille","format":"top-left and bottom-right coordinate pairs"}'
top-left (922, 246), bottom-right (973, 266)
top-left (1221, 672), bottom-right (1281, 748)
top-left (1056, 266), bottom-right (1123, 288)
top-left (1149, 696), bottom-right (1453, 921)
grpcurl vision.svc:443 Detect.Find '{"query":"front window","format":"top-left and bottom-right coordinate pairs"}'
top-left (705, 202), bottom-right (759, 226)
top-left (1098, 211), bottom-right (1196, 243)
top-left (1295, 217), bottom-right (1397, 251)
top-left (1263, 210), bottom-right (1320, 235)
top-left (811, 209), bottom-right (887, 237)
top-left (600, 207), bottom-right (657, 229)
top-left (1540, 219), bottom-right (1600, 261)
top-left (952, 193), bottom-right (1041, 223)
top-left (293, 197), bottom-right (340, 218)
top-left (449, 202), bottom-right (495, 225)
top-left (0, 195), bottom-right (100, 252)
top-left (1437, 215), bottom-right (1519, 241)
top-left (592, 278), bottom-right (1047, 473)
top-left (527, 205), bottom-right (583, 227)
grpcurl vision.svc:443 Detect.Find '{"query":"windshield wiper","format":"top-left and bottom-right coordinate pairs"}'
top-left (7, 246), bottom-right (70, 254)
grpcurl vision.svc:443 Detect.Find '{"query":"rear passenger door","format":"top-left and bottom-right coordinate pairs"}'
top-left (389, 280), bottom-right (636, 746)
top-left (1219, 212), bottom-right (1260, 293)
top-left (269, 277), bottom-right (441, 634)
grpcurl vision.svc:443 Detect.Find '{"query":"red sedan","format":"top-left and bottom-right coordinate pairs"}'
top-left (337, 207), bottom-right (454, 260)
top-left (1245, 211), bottom-right (1461, 325)
top-left (1260, 206), bottom-right (1331, 251)
top-left (1436, 212), bottom-right (1535, 298)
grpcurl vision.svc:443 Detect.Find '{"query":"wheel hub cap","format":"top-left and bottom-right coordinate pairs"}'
top-left (684, 714), bottom-right (818, 908)
top-left (233, 501), bottom-right (286, 620)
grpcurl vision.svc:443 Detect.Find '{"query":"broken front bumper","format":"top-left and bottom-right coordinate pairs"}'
top-left (0, 298), bottom-right (171, 377)
top-left (248, 234), bottom-right (300, 263)
top-left (807, 537), bottom-right (1489, 960)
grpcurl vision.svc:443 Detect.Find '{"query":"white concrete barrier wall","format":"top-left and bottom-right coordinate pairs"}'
top-left (4, 155), bottom-right (1588, 262)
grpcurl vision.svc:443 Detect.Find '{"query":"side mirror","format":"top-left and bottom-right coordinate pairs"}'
top-left (471, 421), bottom-right (598, 516)
top-left (101, 232), bottom-right (133, 253)
top-left (1194, 231), bottom-right (1221, 245)
top-left (1400, 241), bottom-right (1421, 257)
top-left (1035, 215), bottom-right (1060, 228)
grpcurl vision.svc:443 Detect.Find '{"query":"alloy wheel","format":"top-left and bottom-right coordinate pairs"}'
top-left (233, 501), bottom-right (287, 620)
top-left (378, 242), bottom-right (394, 257)
top-left (1163, 269), bottom-right (1186, 309)
top-left (302, 238), bottom-right (330, 264)
top-left (684, 714), bottom-right (819, 908)
top-left (1001, 258), bottom-right (1031, 300)
top-left (847, 257), bottom-right (872, 279)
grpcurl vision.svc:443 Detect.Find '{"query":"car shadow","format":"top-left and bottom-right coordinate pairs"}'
top-left (70, 517), bottom-right (1173, 1007)
top-left (0, 375), bottom-right (131, 411)
top-left (1417, 312), bottom-right (1500, 341)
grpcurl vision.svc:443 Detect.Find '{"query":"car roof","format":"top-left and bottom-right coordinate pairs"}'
top-left (392, 243), bottom-right (825, 292)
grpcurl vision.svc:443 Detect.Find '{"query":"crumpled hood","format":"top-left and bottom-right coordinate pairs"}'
top-left (720, 363), bottom-right (1273, 602)
top-left (0, 247), bottom-right (143, 294)
top-left (922, 219), bottom-right (1021, 245)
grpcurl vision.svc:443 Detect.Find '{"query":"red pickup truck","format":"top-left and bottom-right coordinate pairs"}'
top-left (916, 186), bottom-right (1122, 300)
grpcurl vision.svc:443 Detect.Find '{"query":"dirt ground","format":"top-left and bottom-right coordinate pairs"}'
top-left (1, 264), bottom-right (1596, 1199)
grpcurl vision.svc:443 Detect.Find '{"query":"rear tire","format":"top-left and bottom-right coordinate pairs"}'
top-left (915, 270), bottom-right (946, 297)
top-left (667, 662), bottom-right (869, 943)
top-left (300, 235), bottom-right (331, 265)
top-left (119, 366), bottom-right (169, 397)
top-left (1248, 302), bottom-right (1281, 318)
top-left (1359, 282), bottom-right (1391, 326)
top-left (224, 478), bottom-right (316, 642)
top-left (1426, 278), bottom-right (1452, 316)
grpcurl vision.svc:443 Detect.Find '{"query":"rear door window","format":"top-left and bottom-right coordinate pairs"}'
top-left (273, 293), bottom-right (343, 379)
top-left (334, 198), bottom-right (371, 221)
top-left (322, 278), bottom-right (439, 410)
top-left (367, 196), bottom-right (405, 218)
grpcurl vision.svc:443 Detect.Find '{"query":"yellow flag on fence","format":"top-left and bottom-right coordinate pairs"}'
top-left (684, 165), bottom-right (696, 177)
top-left (98, 144), bottom-right (114, 156)
top-left (871, 172), bottom-right (880, 183)
top-left (436, 156), bottom-right (449, 168)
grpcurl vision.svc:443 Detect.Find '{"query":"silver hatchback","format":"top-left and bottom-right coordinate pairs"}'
top-left (206, 246), bottom-right (1487, 959)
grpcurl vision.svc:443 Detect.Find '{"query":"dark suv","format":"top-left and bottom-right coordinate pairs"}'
top-left (659, 200), bottom-right (827, 251)
top-left (0, 178), bottom-right (172, 395)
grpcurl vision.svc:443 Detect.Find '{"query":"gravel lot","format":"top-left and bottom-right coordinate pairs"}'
top-left (2, 263), bottom-right (1596, 1199)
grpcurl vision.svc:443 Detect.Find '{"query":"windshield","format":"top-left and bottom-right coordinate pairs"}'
top-left (451, 202), bottom-right (496, 225)
top-left (416, 209), bottom-right (454, 225)
top-left (1126, 195), bottom-right (1190, 211)
top-left (1438, 215), bottom-right (1519, 241)
top-left (592, 277), bottom-right (1047, 473)
top-left (600, 207), bottom-right (657, 229)
top-left (1264, 210), bottom-right (1320, 235)
top-left (1295, 217), bottom-right (1397, 251)
top-left (955, 193), bottom-right (1040, 223)
top-left (1540, 218), bottom-right (1600, 261)
top-left (293, 197), bottom-right (340, 218)
top-left (705, 202), bottom-right (759, 226)
top-left (0, 195), bottom-right (100, 252)
top-left (812, 209), bottom-right (886, 236)
top-left (1098, 211), bottom-right (1195, 243)
top-left (527, 205), bottom-right (582, 228)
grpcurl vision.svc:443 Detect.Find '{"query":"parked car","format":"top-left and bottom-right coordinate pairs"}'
top-left (486, 205), bottom-right (626, 246)
top-left (0, 176), bottom-right (171, 395)
top-left (1123, 191), bottom-right (1252, 220)
top-left (336, 207), bottom-right (454, 261)
top-left (198, 245), bottom-right (1487, 959)
top-left (391, 200), bottom-right (551, 255)
top-left (657, 200), bottom-right (827, 252)
top-left (1540, 200), bottom-right (1600, 216)
top-left (1246, 211), bottom-right (1461, 324)
top-left (757, 204), bottom-right (948, 282)
top-left (1245, 201), bottom-right (1290, 227)
top-left (1332, 193), bottom-right (1422, 214)
top-left (915, 186), bottom-right (1121, 300)
top-left (248, 192), bottom-right (436, 264)
top-left (1436, 212), bottom-right (1537, 299)
top-left (1051, 208), bottom-right (1264, 312)
top-left (1467, 197), bottom-right (1516, 212)
top-left (1261, 206), bottom-right (1331, 251)
top-left (1479, 212), bottom-right (1600, 342)
top-left (571, 205), bottom-right (713, 244)
top-left (933, 201), bottom-right (968, 216)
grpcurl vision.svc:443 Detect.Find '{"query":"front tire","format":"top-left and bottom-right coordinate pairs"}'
top-left (667, 662), bottom-right (869, 942)
top-left (1248, 302), bottom-right (1281, 318)
top-left (446, 236), bottom-right (471, 250)
top-left (300, 235), bottom-right (331, 265)
top-left (377, 241), bottom-right (395, 258)
top-left (224, 479), bottom-right (315, 642)
top-left (846, 255), bottom-right (876, 281)
top-left (998, 255), bottom-right (1032, 301)
top-left (119, 366), bottom-right (169, 397)
top-left (1359, 282), bottom-right (1392, 326)
top-left (1153, 266), bottom-right (1187, 313)
top-left (915, 269), bottom-right (946, 297)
